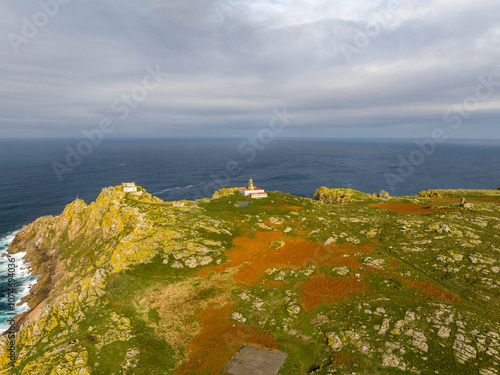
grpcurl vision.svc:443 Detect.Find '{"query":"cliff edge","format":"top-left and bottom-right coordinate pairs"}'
top-left (1, 186), bottom-right (499, 374)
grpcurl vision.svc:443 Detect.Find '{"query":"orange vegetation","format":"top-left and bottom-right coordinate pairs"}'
top-left (198, 231), bottom-right (322, 284)
top-left (323, 243), bottom-right (374, 269)
top-left (426, 198), bottom-right (499, 203)
top-left (233, 235), bottom-right (329, 284)
top-left (300, 274), bottom-right (367, 311)
top-left (425, 198), bottom-right (460, 202)
top-left (264, 219), bottom-right (279, 227)
top-left (199, 231), bottom-right (374, 285)
top-left (236, 220), bottom-right (249, 228)
top-left (331, 351), bottom-right (355, 366)
top-left (405, 279), bottom-right (461, 302)
top-left (110, 301), bottom-right (123, 308)
top-left (469, 198), bottom-right (500, 203)
top-left (175, 304), bottom-right (278, 375)
top-left (339, 243), bottom-right (375, 254)
top-left (388, 259), bottom-right (402, 269)
top-left (263, 280), bottom-right (285, 288)
top-left (361, 264), bottom-right (461, 303)
top-left (369, 203), bottom-right (455, 214)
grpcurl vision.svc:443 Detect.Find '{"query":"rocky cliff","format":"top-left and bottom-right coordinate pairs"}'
top-left (1, 186), bottom-right (499, 375)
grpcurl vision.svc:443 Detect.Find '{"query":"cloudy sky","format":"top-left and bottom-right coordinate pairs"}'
top-left (1, 0), bottom-right (499, 138)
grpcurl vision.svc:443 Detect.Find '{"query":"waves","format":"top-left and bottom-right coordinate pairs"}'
top-left (153, 184), bottom-right (194, 195)
top-left (0, 231), bottom-right (18, 248)
top-left (0, 230), bottom-right (38, 333)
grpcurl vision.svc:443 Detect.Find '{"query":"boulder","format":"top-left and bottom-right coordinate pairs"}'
top-left (379, 190), bottom-right (390, 199)
top-left (459, 198), bottom-right (474, 209)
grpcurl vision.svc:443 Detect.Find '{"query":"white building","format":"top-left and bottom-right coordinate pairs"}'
top-left (239, 178), bottom-right (267, 199)
top-left (122, 182), bottom-right (137, 193)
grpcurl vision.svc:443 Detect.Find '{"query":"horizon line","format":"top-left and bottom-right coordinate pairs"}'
top-left (2, 136), bottom-right (500, 141)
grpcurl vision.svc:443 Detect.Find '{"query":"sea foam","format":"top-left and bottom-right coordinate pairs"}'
top-left (0, 231), bottom-right (38, 333)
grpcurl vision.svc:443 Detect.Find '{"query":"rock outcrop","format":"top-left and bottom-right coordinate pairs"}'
top-left (212, 187), bottom-right (239, 199)
top-left (314, 187), bottom-right (370, 204)
top-left (459, 198), bottom-right (474, 209)
top-left (1, 186), bottom-right (499, 374)
top-left (379, 190), bottom-right (390, 199)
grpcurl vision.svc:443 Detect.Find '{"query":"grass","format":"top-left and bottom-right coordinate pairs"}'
top-left (99, 263), bottom-right (187, 374)
top-left (10, 188), bottom-right (500, 375)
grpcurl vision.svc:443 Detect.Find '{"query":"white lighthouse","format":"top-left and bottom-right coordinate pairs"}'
top-left (238, 178), bottom-right (267, 198)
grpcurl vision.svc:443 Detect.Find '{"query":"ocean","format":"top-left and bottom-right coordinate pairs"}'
top-left (1, 137), bottom-right (499, 331)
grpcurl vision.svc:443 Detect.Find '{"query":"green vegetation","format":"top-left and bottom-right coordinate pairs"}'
top-left (1, 185), bottom-right (499, 374)
top-left (314, 186), bottom-right (371, 204)
top-left (212, 187), bottom-right (239, 199)
top-left (417, 189), bottom-right (442, 198)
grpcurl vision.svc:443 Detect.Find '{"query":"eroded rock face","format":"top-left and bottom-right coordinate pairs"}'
top-left (1, 184), bottom-right (237, 373)
top-left (379, 190), bottom-right (390, 199)
top-left (1, 187), bottom-right (166, 370)
top-left (7, 188), bottom-right (143, 316)
top-left (1, 186), bottom-right (500, 374)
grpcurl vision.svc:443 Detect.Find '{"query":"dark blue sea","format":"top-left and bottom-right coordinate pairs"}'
top-left (1, 137), bottom-right (499, 331)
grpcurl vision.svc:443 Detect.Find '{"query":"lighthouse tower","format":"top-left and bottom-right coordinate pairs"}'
top-left (247, 178), bottom-right (255, 191)
top-left (238, 178), bottom-right (267, 198)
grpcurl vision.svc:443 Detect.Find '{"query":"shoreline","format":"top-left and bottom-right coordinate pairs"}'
top-left (0, 232), bottom-right (37, 334)
top-left (2, 222), bottom-right (62, 334)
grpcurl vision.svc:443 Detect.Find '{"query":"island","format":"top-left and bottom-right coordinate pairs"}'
top-left (1, 184), bottom-right (499, 374)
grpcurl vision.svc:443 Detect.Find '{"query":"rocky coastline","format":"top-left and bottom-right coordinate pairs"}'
top-left (1, 185), bottom-right (499, 374)
top-left (6, 216), bottom-right (67, 330)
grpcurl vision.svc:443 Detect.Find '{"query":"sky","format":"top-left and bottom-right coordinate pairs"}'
top-left (1, 0), bottom-right (500, 139)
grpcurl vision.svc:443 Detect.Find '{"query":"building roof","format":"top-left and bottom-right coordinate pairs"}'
top-left (240, 187), bottom-right (264, 191)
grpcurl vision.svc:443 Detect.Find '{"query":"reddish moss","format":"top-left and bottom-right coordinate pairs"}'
top-left (426, 198), bottom-right (499, 203)
top-left (331, 351), bottom-right (355, 366)
top-left (199, 232), bottom-right (375, 285)
top-left (264, 219), bottom-right (279, 227)
top-left (234, 237), bottom-right (327, 284)
top-left (175, 304), bottom-right (278, 375)
top-left (388, 259), bottom-right (402, 269)
top-left (300, 274), bottom-right (367, 311)
top-left (469, 198), bottom-right (500, 202)
top-left (362, 264), bottom-right (461, 303)
top-left (263, 280), bottom-right (285, 288)
top-left (198, 231), bottom-right (325, 284)
top-left (369, 203), bottom-right (456, 214)
top-left (323, 243), bottom-right (374, 269)
top-left (405, 279), bottom-right (461, 302)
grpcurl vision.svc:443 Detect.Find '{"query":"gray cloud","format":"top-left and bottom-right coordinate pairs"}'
top-left (1, 0), bottom-right (499, 139)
